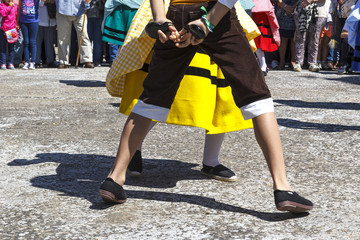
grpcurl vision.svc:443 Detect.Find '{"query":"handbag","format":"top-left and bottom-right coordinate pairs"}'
top-left (5, 28), bottom-right (19, 43)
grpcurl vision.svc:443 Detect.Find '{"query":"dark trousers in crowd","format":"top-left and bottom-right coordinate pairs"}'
top-left (0, 29), bottom-right (15, 65)
top-left (36, 26), bottom-right (57, 65)
top-left (87, 17), bottom-right (103, 65)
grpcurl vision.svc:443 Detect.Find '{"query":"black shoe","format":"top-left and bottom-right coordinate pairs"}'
top-left (127, 150), bottom-right (143, 177)
top-left (200, 164), bottom-right (238, 182)
top-left (99, 178), bottom-right (127, 204)
top-left (274, 190), bottom-right (313, 213)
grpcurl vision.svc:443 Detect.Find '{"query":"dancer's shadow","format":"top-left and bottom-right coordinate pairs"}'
top-left (274, 99), bottom-right (360, 111)
top-left (8, 153), bottom-right (308, 221)
top-left (59, 80), bottom-right (106, 87)
top-left (277, 118), bottom-right (360, 132)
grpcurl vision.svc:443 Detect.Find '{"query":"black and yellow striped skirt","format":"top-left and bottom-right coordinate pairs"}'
top-left (119, 50), bottom-right (253, 134)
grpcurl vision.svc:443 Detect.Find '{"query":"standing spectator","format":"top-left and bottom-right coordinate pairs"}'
top-left (0, 0), bottom-right (18, 70)
top-left (337, 0), bottom-right (357, 74)
top-left (251, 0), bottom-right (281, 76)
top-left (317, 1), bottom-right (332, 70)
top-left (102, 0), bottom-right (142, 67)
top-left (272, 0), bottom-right (297, 70)
top-left (56, 0), bottom-right (94, 68)
top-left (87, 0), bottom-right (105, 67)
top-left (346, 0), bottom-right (359, 72)
top-left (18, 0), bottom-right (40, 70)
top-left (36, 0), bottom-right (57, 67)
top-left (293, 0), bottom-right (328, 72)
top-left (316, 0), bottom-right (332, 69)
top-left (12, 0), bottom-right (24, 67)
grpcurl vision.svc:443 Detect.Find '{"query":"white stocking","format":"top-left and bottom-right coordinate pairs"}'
top-left (202, 133), bottom-right (225, 167)
top-left (256, 49), bottom-right (267, 72)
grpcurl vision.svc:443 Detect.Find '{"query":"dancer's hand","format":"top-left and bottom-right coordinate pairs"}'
top-left (154, 18), bottom-right (180, 43)
top-left (173, 29), bottom-right (192, 48)
top-left (185, 18), bottom-right (209, 46)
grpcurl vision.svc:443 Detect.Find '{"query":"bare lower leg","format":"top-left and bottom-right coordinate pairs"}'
top-left (317, 37), bottom-right (323, 62)
top-left (279, 37), bottom-right (288, 67)
top-left (108, 113), bottom-right (152, 185)
top-left (137, 121), bottom-right (157, 151)
top-left (252, 112), bottom-right (291, 191)
top-left (321, 36), bottom-right (330, 62)
top-left (290, 38), bottom-right (296, 67)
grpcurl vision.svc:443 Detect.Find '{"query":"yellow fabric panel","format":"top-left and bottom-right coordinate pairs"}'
top-left (120, 51), bottom-right (253, 134)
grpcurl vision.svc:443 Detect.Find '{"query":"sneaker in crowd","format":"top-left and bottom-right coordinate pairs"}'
top-left (200, 164), bottom-right (238, 182)
top-left (94, 62), bottom-right (101, 67)
top-left (29, 62), bottom-right (35, 70)
top-left (274, 190), bottom-right (313, 213)
top-left (99, 178), bottom-right (127, 204)
top-left (1, 64), bottom-right (6, 70)
top-left (8, 64), bottom-right (15, 70)
top-left (84, 62), bottom-right (95, 68)
top-left (293, 64), bottom-right (302, 72)
top-left (127, 150), bottom-right (143, 177)
top-left (22, 62), bottom-right (29, 70)
top-left (337, 64), bottom-right (347, 75)
top-left (308, 63), bottom-right (320, 72)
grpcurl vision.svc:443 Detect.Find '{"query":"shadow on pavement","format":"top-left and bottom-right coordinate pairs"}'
top-left (325, 75), bottom-right (360, 85)
top-left (59, 80), bottom-right (106, 87)
top-left (275, 99), bottom-right (360, 111)
top-left (8, 153), bottom-right (309, 221)
top-left (277, 118), bottom-right (360, 132)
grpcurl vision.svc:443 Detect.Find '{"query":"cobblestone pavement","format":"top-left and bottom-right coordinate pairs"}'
top-left (0, 67), bottom-right (359, 240)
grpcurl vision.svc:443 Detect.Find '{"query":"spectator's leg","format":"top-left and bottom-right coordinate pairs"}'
top-left (21, 23), bottom-right (30, 64)
top-left (0, 30), bottom-right (7, 65)
top-left (44, 26), bottom-right (55, 65)
top-left (92, 17), bottom-right (103, 65)
top-left (28, 22), bottom-right (39, 64)
top-left (279, 37), bottom-right (289, 68)
top-left (36, 26), bottom-right (44, 65)
top-left (8, 42), bottom-right (15, 65)
top-left (73, 14), bottom-right (93, 64)
top-left (293, 12), bottom-right (306, 66)
top-left (307, 17), bottom-right (326, 65)
top-left (56, 13), bottom-right (72, 65)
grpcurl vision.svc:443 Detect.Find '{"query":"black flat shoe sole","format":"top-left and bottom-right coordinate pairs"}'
top-left (99, 190), bottom-right (127, 204)
top-left (276, 201), bottom-right (313, 213)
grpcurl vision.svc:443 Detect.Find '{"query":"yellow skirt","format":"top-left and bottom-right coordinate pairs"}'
top-left (119, 50), bottom-right (253, 134)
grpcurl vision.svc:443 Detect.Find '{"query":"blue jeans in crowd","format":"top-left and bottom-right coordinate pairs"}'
top-left (87, 17), bottom-right (103, 64)
top-left (0, 29), bottom-right (15, 65)
top-left (108, 44), bottom-right (118, 65)
top-left (21, 22), bottom-right (39, 63)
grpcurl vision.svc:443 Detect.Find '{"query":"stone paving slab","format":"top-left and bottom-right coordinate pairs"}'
top-left (0, 67), bottom-right (359, 239)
